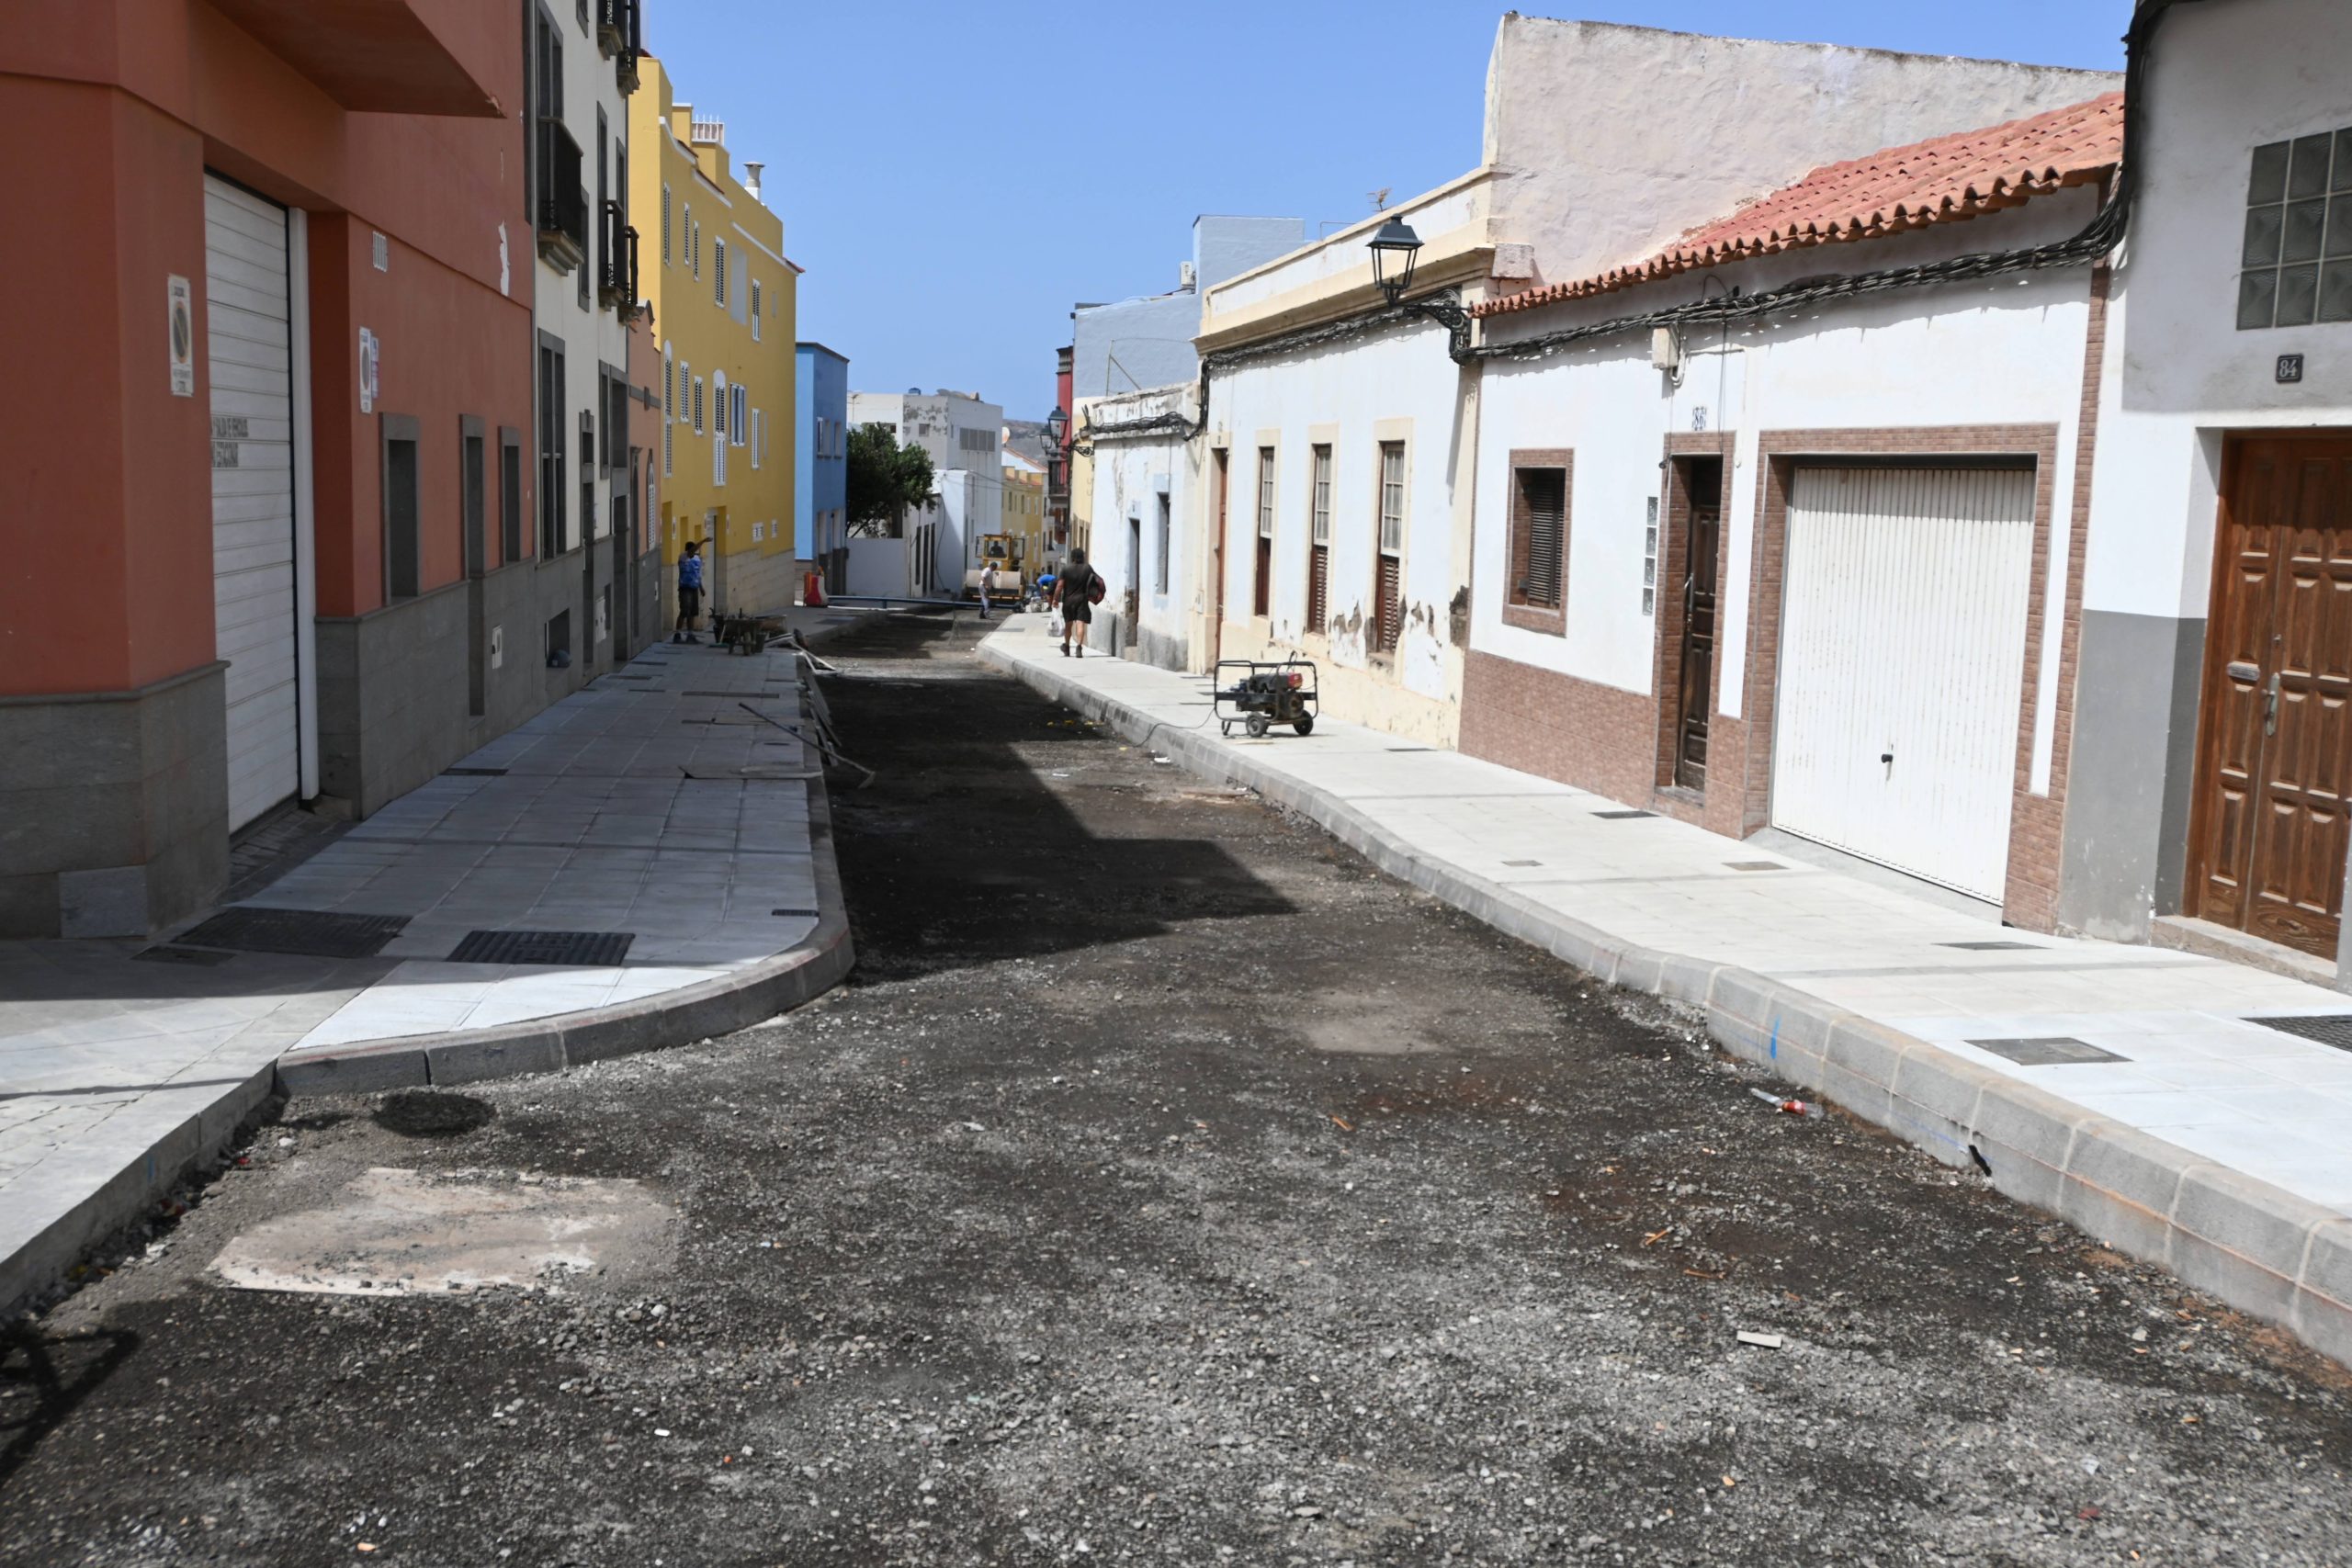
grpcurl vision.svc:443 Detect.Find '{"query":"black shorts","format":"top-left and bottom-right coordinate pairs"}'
top-left (1062, 600), bottom-right (1092, 626)
top-left (679, 586), bottom-right (702, 615)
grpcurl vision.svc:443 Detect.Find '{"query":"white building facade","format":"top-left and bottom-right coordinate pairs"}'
top-left (1463, 96), bottom-right (2119, 928)
top-left (1080, 386), bottom-right (1200, 670)
top-left (2064, 0), bottom-right (2352, 981)
top-left (848, 389), bottom-right (1003, 597)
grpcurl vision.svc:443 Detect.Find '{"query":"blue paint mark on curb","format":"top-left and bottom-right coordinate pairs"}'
top-left (1770, 1016), bottom-right (1780, 1064)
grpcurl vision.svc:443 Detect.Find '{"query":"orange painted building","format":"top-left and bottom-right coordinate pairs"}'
top-left (0, 2), bottom-right (628, 938)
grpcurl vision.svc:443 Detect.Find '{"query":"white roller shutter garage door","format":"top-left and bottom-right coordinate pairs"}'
top-left (1770, 466), bottom-right (2036, 902)
top-left (205, 175), bottom-right (300, 831)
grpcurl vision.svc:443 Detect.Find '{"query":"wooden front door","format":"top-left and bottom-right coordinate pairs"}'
top-left (1209, 448), bottom-right (1229, 667)
top-left (1675, 502), bottom-right (1721, 790)
top-left (2188, 435), bottom-right (2352, 957)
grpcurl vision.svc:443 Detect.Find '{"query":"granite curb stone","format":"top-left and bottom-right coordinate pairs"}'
top-left (978, 630), bottom-right (2350, 1371)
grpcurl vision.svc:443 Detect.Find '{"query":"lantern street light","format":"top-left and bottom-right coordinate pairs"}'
top-left (1045, 405), bottom-right (1068, 453)
top-left (1365, 214), bottom-right (1473, 357)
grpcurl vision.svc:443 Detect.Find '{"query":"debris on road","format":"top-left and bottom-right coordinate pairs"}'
top-left (1736, 1331), bottom-right (1785, 1349)
top-left (1748, 1088), bottom-right (1823, 1118)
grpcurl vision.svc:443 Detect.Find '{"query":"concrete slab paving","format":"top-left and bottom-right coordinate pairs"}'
top-left (0, 609), bottom-right (873, 1317)
top-left (979, 614), bottom-right (2352, 1366)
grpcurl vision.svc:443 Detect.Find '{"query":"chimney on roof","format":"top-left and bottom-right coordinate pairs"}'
top-left (743, 162), bottom-right (764, 202)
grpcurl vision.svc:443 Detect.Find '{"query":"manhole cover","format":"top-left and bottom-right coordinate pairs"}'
top-left (2246, 1014), bottom-right (2352, 1052)
top-left (176, 908), bottom-right (408, 959)
top-left (133, 944), bottom-right (235, 966)
top-left (1942, 940), bottom-right (2040, 952)
top-left (1966, 1036), bottom-right (2126, 1066)
top-left (447, 930), bottom-right (633, 966)
top-left (1593, 809), bottom-right (1655, 819)
top-left (375, 1090), bottom-right (495, 1137)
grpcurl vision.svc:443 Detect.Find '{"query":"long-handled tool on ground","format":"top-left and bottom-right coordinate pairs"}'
top-left (738, 701), bottom-right (875, 787)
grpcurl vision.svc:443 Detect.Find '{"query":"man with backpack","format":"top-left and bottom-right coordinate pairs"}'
top-left (1053, 547), bottom-right (1098, 659)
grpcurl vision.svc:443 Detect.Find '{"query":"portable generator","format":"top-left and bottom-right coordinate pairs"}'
top-left (1214, 658), bottom-right (1319, 739)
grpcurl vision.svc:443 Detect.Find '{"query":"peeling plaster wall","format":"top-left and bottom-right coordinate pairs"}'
top-left (1082, 387), bottom-right (1198, 671)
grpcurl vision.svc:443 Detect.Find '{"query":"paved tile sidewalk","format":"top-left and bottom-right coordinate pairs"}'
top-left (2, 618), bottom-right (862, 1315)
top-left (981, 616), bottom-right (2352, 1361)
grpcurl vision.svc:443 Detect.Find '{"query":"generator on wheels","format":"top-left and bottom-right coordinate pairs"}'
top-left (1214, 658), bottom-right (1318, 739)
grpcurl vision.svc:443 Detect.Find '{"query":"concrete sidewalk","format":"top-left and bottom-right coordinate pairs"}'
top-left (980, 615), bottom-right (2352, 1367)
top-left (1, 611), bottom-right (871, 1316)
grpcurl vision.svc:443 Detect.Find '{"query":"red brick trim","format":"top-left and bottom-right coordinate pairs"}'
top-left (1735, 423), bottom-right (2063, 905)
top-left (2004, 265), bottom-right (2111, 931)
top-left (1460, 649), bottom-right (1655, 801)
top-left (1501, 448), bottom-right (1572, 636)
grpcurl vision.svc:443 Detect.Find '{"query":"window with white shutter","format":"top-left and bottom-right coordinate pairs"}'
top-left (692, 375), bottom-right (703, 434)
top-left (1373, 442), bottom-right (1406, 653)
top-left (715, 239), bottom-right (727, 306)
top-left (662, 185), bottom-right (671, 264)
top-left (751, 278), bottom-right (763, 341)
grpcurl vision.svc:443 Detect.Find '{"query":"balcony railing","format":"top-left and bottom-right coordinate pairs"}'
top-left (598, 0), bottom-right (641, 91)
top-left (536, 117), bottom-right (587, 273)
top-left (599, 199), bottom-right (639, 316)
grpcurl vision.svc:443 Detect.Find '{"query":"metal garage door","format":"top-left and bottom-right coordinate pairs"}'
top-left (1770, 466), bottom-right (2036, 901)
top-left (205, 175), bottom-right (300, 831)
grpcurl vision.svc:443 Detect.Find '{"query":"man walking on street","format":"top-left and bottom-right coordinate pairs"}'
top-left (978, 559), bottom-right (998, 622)
top-left (1054, 547), bottom-right (1095, 659)
top-left (674, 539), bottom-right (705, 644)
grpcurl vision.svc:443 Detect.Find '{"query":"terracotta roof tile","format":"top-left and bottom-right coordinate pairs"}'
top-left (1472, 92), bottom-right (2123, 320)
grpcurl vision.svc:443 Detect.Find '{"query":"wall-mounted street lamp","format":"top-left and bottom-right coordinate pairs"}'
top-left (1366, 216), bottom-right (1472, 357)
top-left (1045, 405), bottom-right (1068, 453)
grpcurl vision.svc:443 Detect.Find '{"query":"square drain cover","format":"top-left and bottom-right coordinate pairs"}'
top-left (1941, 940), bottom-right (2041, 952)
top-left (1967, 1036), bottom-right (2126, 1066)
top-left (1593, 808), bottom-right (1655, 819)
top-left (1725, 861), bottom-right (1786, 873)
top-left (177, 908), bottom-right (408, 959)
top-left (447, 929), bottom-right (634, 966)
top-left (2246, 1014), bottom-right (2352, 1052)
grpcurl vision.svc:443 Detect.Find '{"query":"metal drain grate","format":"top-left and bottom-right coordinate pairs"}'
top-left (447, 930), bottom-right (634, 966)
top-left (683, 691), bottom-right (785, 699)
top-left (680, 765), bottom-right (820, 781)
top-left (444, 767), bottom-right (508, 777)
top-left (1386, 747), bottom-right (1432, 753)
top-left (1593, 809), bottom-right (1655, 819)
top-left (1504, 860), bottom-right (1543, 867)
top-left (2246, 1014), bottom-right (2352, 1052)
top-left (133, 944), bottom-right (235, 966)
top-left (1967, 1036), bottom-right (2126, 1066)
top-left (773, 907), bottom-right (819, 918)
top-left (1941, 940), bottom-right (2041, 952)
top-left (176, 907), bottom-right (409, 959)
top-left (1725, 862), bottom-right (1786, 873)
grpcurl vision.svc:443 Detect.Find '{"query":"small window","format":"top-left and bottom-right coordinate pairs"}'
top-left (1306, 444), bottom-right (1332, 634)
top-left (1373, 441), bottom-right (1405, 654)
top-left (2240, 126), bottom-right (2352, 329)
top-left (662, 185), bottom-right (672, 264)
top-left (693, 375), bottom-right (704, 434)
top-left (715, 239), bottom-right (727, 305)
top-left (733, 384), bottom-right (747, 446)
top-left (1510, 467), bottom-right (1568, 612)
top-left (751, 278), bottom-right (763, 342)
top-left (384, 425), bottom-right (420, 600)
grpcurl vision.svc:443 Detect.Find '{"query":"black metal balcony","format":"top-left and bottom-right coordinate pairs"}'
top-left (600, 200), bottom-right (639, 316)
top-left (599, 0), bottom-right (641, 91)
top-left (536, 118), bottom-right (587, 273)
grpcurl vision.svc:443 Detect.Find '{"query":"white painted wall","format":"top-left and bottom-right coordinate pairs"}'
top-left (844, 536), bottom-right (910, 598)
top-left (1207, 317), bottom-right (1470, 707)
top-left (2084, 0), bottom-right (2352, 623)
top-left (1474, 195), bottom-right (2100, 790)
top-left (536, 3), bottom-right (631, 550)
top-left (1082, 386), bottom-right (1198, 668)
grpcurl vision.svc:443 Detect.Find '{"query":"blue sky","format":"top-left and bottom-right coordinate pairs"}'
top-left (647, 2), bottom-right (2132, 421)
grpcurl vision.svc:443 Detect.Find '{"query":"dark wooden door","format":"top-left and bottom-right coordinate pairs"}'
top-left (1675, 505), bottom-right (1721, 790)
top-left (2188, 435), bottom-right (2352, 957)
top-left (1210, 449), bottom-right (1229, 667)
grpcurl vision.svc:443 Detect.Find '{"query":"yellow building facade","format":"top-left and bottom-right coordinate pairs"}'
top-left (1001, 451), bottom-right (1047, 581)
top-left (630, 57), bottom-right (798, 622)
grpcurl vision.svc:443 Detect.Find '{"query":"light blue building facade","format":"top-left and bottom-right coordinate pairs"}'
top-left (1069, 216), bottom-right (1308, 399)
top-left (797, 343), bottom-right (851, 589)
